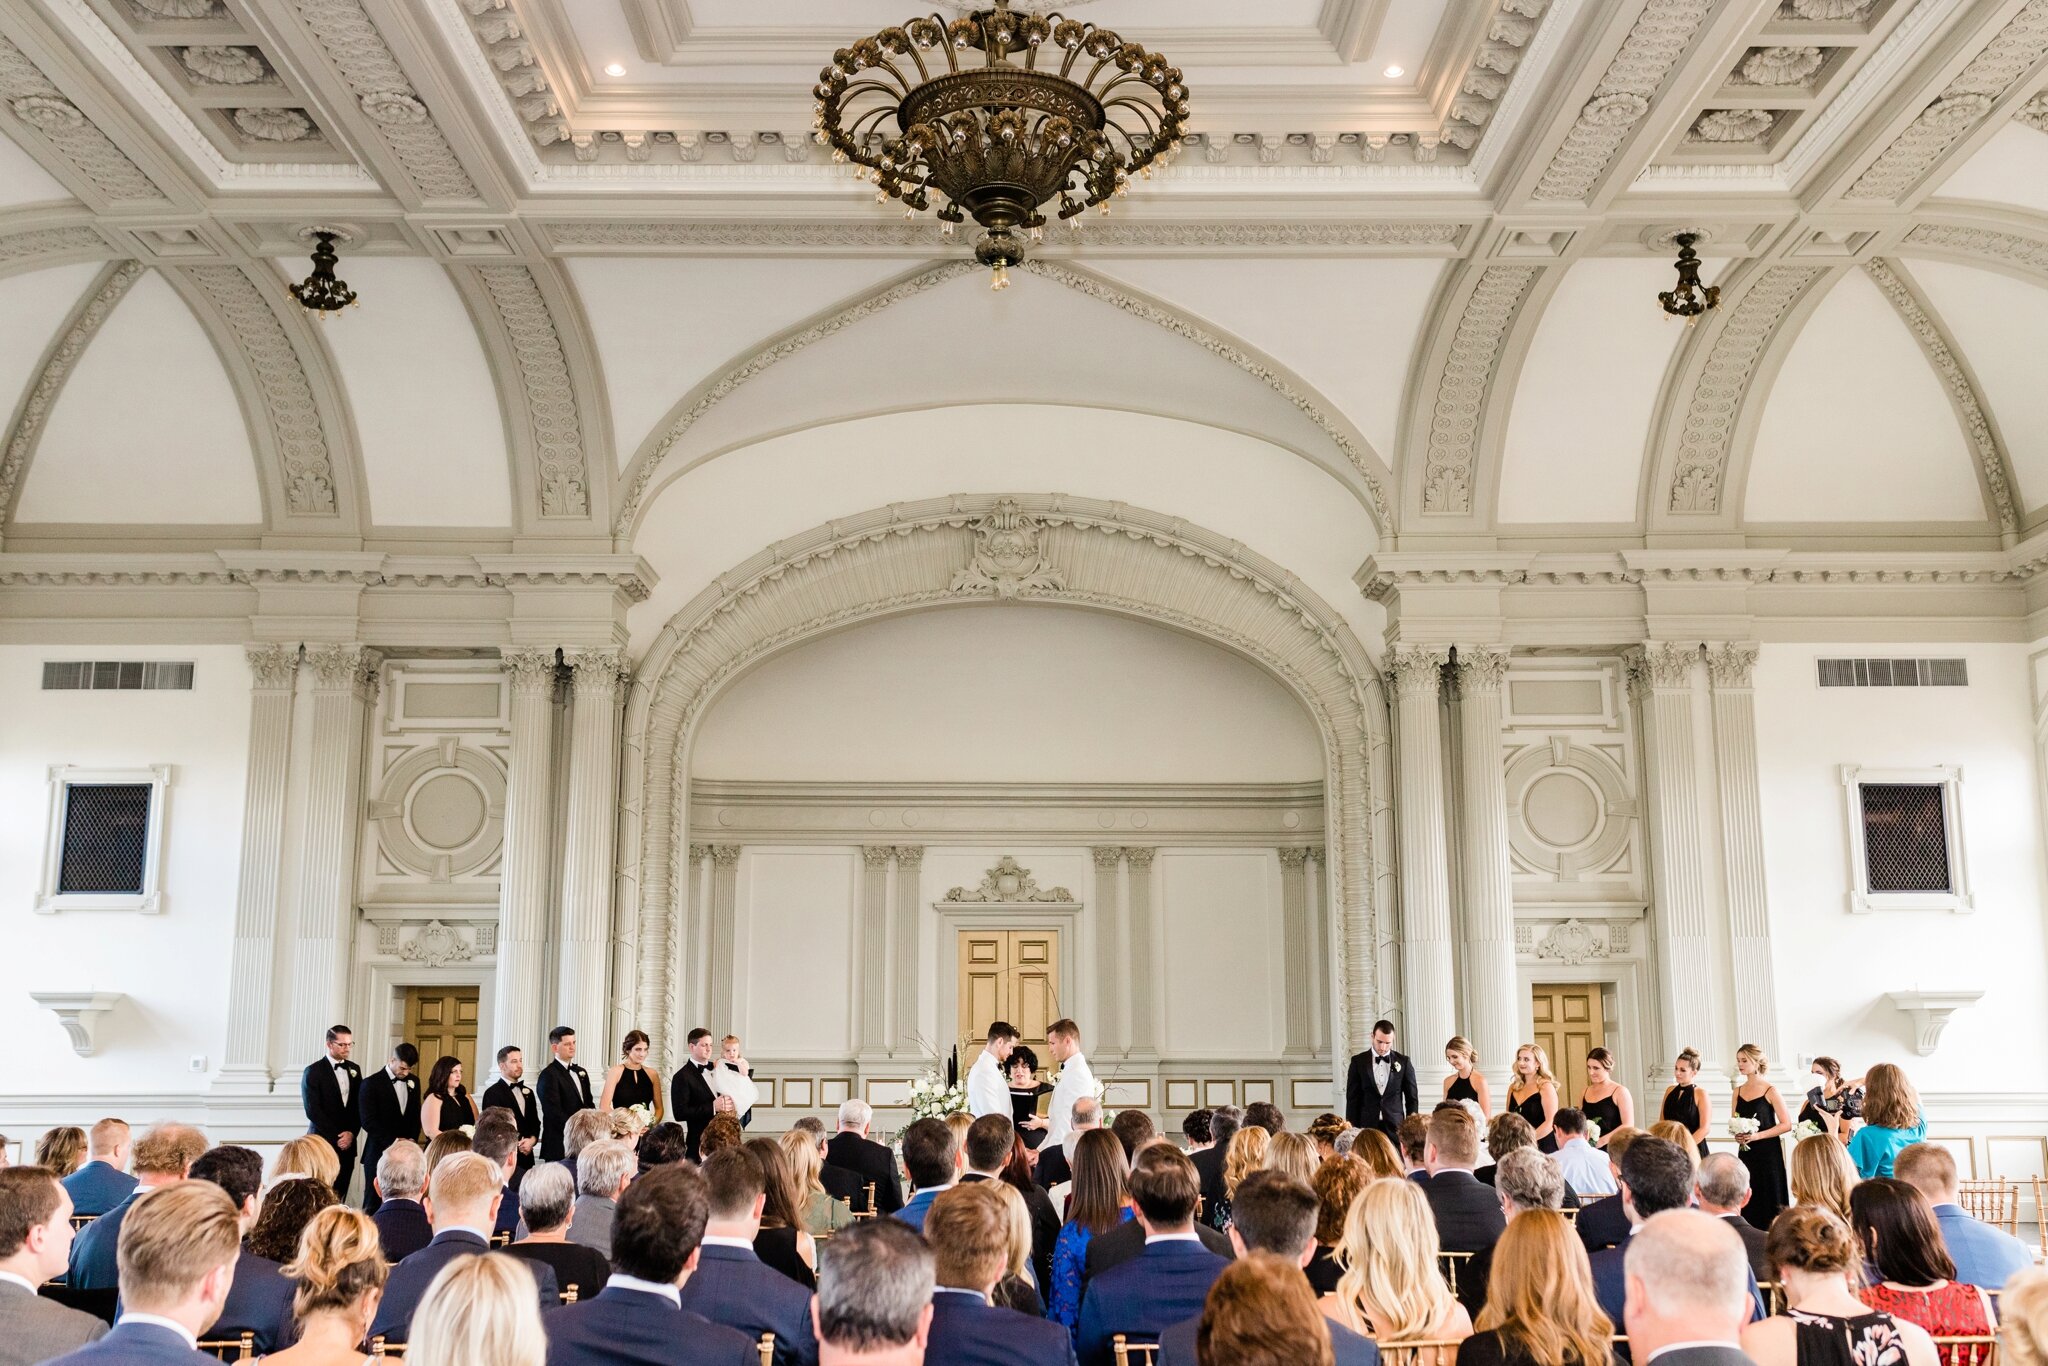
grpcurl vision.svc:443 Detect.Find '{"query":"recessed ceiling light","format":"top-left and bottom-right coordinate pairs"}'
top-left (604, 62), bottom-right (627, 77)
top-left (1383, 64), bottom-right (1405, 78)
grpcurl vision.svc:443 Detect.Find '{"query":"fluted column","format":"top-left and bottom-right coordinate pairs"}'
top-left (216, 644), bottom-right (301, 1093)
top-left (857, 847), bottom-right (892, 1059)
top-left (1388, 646), bottom-right (1455, 1083)
top-left (1091, 847), bottom-right (1124, 1048)
top-left (493, 649), bottom-right (558, 1071)
top-left (1628, 643), bottom-right (1720, 1067)
top-left (555, 648), bottom-right (622, 1052)
top-left (705, 846), bottom-right (741, 1031)
top-left (1454, 646), bottom-right (1518, 1090)
top-left (1306, 846), bottom-right (1329, 1054)
top-left (891, 846), bottom-right (924, 1057)
top-left (680, 845), bottom-right (709, 1046)
top-left (1124, 847), bottom-right (1158, 1056)
top-left (286, 645), bottom-right (378, 1056)
top-left (1708, 643), bottom-right (1782, 1064)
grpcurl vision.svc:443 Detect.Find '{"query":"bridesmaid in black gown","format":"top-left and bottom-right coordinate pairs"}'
top-left (1441, 1036), bottom-right (1492, 1119)
top-left (420, 1055), bottom-right (476, 1135)
top-left (1658, 1046), bottom-right (1712, 1158)
top-left (601, 1028), bottom-right (661, 1121)
top-left (1733, 1043), bottom-right (1792, 1230)
top-left (1579, 1046), bottom-right (1633, 1150)
top-left (1506, 1043), bottom-right (1560, 1153)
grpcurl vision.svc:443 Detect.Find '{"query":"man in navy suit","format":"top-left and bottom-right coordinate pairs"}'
top-left (923, 1181), bottom-right (1075, 1366)
top-left (962, 1115), bottom-right (1060, 1294)
top-left (1154, 1172), bottom-right (1375, 1366)
top-left (1896, 1143), bottom-right (2035, 1291)
top-left (811, 1221), bottom-right (935, 1365)
top-left (69, 1124), bottom-right (208, 1291)
top-left (42, 1181), bottom-right (242, 1366)
top-left (1618, 1211), bottom-right (1760, 1366)
top-left (370, 1152), bottom-right (558, 1346)
top-left (1419, 1107), bottom-right (1506, 1317)
top-left (1345, 1019), bottom-right (1418, 1141)
top-left (892, 1118), bottom-right (964, 1234)
top-left (300, 1025), bottom-right (362, 1203)
top-left (472, 1112), bottom-right (529, 1244)
top-left (676, 1148), bottom-right (818, 1366)
top-left (368, 1140), bottom-right (432, 1262)
top-left (1589, 1137), bottom-right (1763, 1348)
top-left (1076, 1144), bottom-right (1228, 1366)
top-left (542, 1161), bottom-right (757, 1366)
top-left (60, 1120), bottom-right (136, 1218)
top-left (188, 1147), bottom-right (295, 1354)
top-left (357, 1042), bottom-right (420, 1215)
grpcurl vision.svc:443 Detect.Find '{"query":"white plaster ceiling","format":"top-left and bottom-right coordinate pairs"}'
top-left (1907, 257), bottom-right (2048, 517)
top-left (1929, 124), bottom-right (2048, 218)
top-left (0, 262), bottom-right (100, 430)
top-left (0, 129), bottom-right (68, 209)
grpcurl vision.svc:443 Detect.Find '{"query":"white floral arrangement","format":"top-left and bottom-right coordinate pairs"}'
top-left (1728, 1117), bottom-right (1760, 1139)
top-left (625, 1103), bottom-right (656, 1133)
top-left (1793, 1119), bottom-right (1824, 1141)
top-left (1458, 1098), bottom-right (1485, 1125)
top-left (907, 1070), bottom-right (970, 1122)
top-left (457, 1124), bottom-right (475, 1138)
top-left (1585, 1117), bottom-right (1602, 1142)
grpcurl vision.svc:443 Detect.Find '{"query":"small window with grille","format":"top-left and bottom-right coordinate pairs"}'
top-left (37, 765), bottom-right (170, 914)
top-left (1840, 765), bottom-right (1969, 914)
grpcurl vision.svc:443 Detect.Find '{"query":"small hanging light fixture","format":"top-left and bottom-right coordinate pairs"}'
top-left (1658, 231), bottom-right (1720, 322)
top-left (290, 228), bottom-right (357, 316)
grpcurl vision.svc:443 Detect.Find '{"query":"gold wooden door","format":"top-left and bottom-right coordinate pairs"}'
top-left (1530, 983), bottom-right (1605, 1103)
top-left (958, 930), bottom-right (1059, 1072)
top-left (403, 985), bottom-right (480, 1081)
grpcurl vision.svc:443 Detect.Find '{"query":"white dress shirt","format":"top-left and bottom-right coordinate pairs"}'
top-left (333, 1059), bottom-right (351, 1105)
top-left (1043, 1051), bottom-right (1096, 1148)
top-left (606, 1274), bottom-right (680, 1306)
top-left (966, 1051), bottom-right (1009, 1118)
top-left (117, 1312), bottom-right (199, 1349)
top-left (1554, 1137), bottom-right (1617, 1197)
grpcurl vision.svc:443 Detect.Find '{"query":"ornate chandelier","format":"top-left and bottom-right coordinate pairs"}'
top-left (814, 0), bottom-right (1189, 288)
top-left (1657, 232), bottom-right (1720, 322)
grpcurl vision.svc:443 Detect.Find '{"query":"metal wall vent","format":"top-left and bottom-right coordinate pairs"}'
top-left (1816, 658), bottom-right (1967, 688)
top-left (41, 661), bottom-right (195, 691)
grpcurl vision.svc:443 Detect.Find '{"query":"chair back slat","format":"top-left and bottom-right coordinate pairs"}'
top-left (1760, 1280), bottom-right (1786, 1316)
top-left (1437, 1250), bottom-right (1476, 1296)
top-left (758, 1332), bottom-right (777, 1366)
top-left (1111, 1335), bottom-right (1161, 1366)
top-left (68, 1214), bottom-right (95, 1230)
top-left (562, 1283), bottom-right (579, 1304)
top-left (1958, 1181), bottom-right (2020, 1236)
top-left (1932, 1335), bottom-right (1999, 1366)
top-left (369, 1334), bottom-right (405, 1359)
top-left (197, 1331), bottom-right (257, 1362)
top-left (850, 1182), bottom-right (878, 1219)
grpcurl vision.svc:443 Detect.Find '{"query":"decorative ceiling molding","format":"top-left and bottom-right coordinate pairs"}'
top-left (0, 550), bottom-right (655, 596)
top-left (0, 260), bottom-right (144, 537)
top-left (2019, 90), bottom-right (2048, 132)
top-left (1664, 264), bottom-right (1828, 516)
top-left (622, 491), bottom-right (1396, 1068)
top-left (0, 33), bottom-right (167, 202)
top-left (1437, 0), bottom-right (1557, 160)
top-left (1901, 220), bottom-right (2048, 282)
top-left (0, 224), bottom-right (114, 276)
top-left (1419, 263), bottom-right (1541, 515)
top-left (541, 219), bottom-right (1467, 255)
top-left (1532, 0), bottom-right (1717, 202)
top-left (1844, 0), bottom-right (2048, 202)
top-left (1359, 547), bottom-right (2036, 599)
top-left (469, 264), bottom-right (593, 523)
top-left (1863, 256), bottom-right (2018, 536)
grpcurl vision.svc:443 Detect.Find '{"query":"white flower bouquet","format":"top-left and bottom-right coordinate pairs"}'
top-left (908, 1070), bottom-right (969, 1122)
top-left (1728, 1117), bottom-right (1760, 1139)
top-left (457, 1124), bottom-right (475, 1138)
top-left (1585, 1117), bottom-right (1602, 1142)
top-left (625, 1102), bottom-right (656, 1133)
top-left (1793, 1119), bottom-right (1824, 1141)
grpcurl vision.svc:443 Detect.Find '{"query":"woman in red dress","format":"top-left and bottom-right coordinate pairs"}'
top-left (1850, 1178), bottom-right (1994, 1366)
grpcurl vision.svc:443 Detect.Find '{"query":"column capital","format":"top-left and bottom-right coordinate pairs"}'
top-left (862, 845), bottom-right (894, 867)
top-left (1453, 645), bottom-right (1510, 694)
top-left (565, 647), bottom-right (623, 696)
top-left (245, 643), bottom-right (301, 691)
top-left (892, 844), bottom-right (925, 868)
top-left (1386, 645), bottom-right (1449, 698)
top-left (1624, 642), bottom-right (1699, 699)
top-left (305, 643), bottom-right (380, 700)
top-left (1306, 845), bottom-right (1326, 864)
top-left (1091, 846), bottom-right (1124, 868)
top-left (709, 844), bottom-right (742, 866)
top-left (1122, 846), bottom-right (1156, 868)
top-left (1705, 641), bottom-right (1759, 690)
top-left (503, 647), bottom-right (559, 693)
top-left (1278, 846), bottom-right (1312, 869)
top-left (689, 843), bottom-right (712, 863)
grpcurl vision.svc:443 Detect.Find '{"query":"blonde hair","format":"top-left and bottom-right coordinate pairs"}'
top-left (1223, 1126), bottom-right (1270, 1199)
top-left (604, 1108), bottom-right (638, 1140)
top-left (779, 1127), bottom-right (827, 1196)
top-left (2001, 1269), bottom-right (2048, 1366)
top-left (946, 1111), bottom-right (976, 1151)
top-left (116, 1180), bottom-right (241, 1310)
top-left (273, 1134), bottom-right (340, 1188)
top-left (1475, 1209), bottom-right (1611, 1366)
top-left (1350, 1128), bottom-right (1402, 1181)
top-left (1332, 1176), bottom-right (1454, 1342)
top-left (1649, 1121), bottom-right (1699, 1176)
top-left (34, 1127), bottom-right (86, 1178)
top-left (284, 1204), bottom-right (388, 1320)
top-left (1445, 1036), bottom-right (1478, 1068)
top-left (992, 1181), bottom-right (1033, 1284)
top-left (1515, 1044), bottom-right (1556, 1086)
top-left (1263, 1132), bottom-right (1320, 1188)
top-left (134, 1123), bottom-right (210, 1178)
top-left (428, 1151), bottom-right (503, 1216)
top-left (405, 1252), bottom-right (546, 1366)
top-left (422, 1131), bottom-right (471, 1174)
top-left (1736, 1043), bottom-right (1770, 1074)
top-left (1861, 1063), bottom-right (1922, 1131)
top-left (1790, 1134), bottom-right (1859, 1224)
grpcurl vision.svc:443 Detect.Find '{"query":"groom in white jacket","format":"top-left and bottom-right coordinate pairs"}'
top-left (966, 1021), bottom-right (1020, 1118)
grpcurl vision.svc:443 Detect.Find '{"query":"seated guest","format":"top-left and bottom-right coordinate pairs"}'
top-left (1086, 1140), bottom-right (1233, 1284)
top-left (1190, 1107), bottom-right (1241, 1222)
top-left (1590, 1138), bottom-right (1763, 1336)
top-left (370, 1152), bottom-right (557, 1346)
top-left (422, 1130), bottom-right (472, 1177)
top-left (60, 1120), bottom-right (135, 1218)
top-left (1464, 1146), bottom-right (1570, 1302)
top-left (473, 1111), bottom-right (528, 1242)
top-left (1039, 1097), bottom-right (1101, 1193)
top-left (502, 1163), bottom-right (609, 1301)
top-left (269, 1135), bottom-right (341, 1193)
top-left (699, 1116), bottom-right (746, 1161)
top-left (369, 1140), bottom-right (432, 1261)
top-left (188, 1146), bottom-right (296, 1353)
top-left (895, 1118), bottom-right (963, 1233)
top-left (569, 1138), bottom-right (635, 1260)
top-left (1460, 1209), bottom-right (1610, 1366)
top-left (1187, 1253), bottom-right (1340, 1366)
top-left (961, 1115), bottom-right (1058, 1295)
top-left (923, 1182), bottom-right (1074, 1366)
top-left (791, 1117), bottom-right (866, 1211)
top-left (813, 1220), bottom-right (935, 1366)
top-left (1646, 1123), bottom-right (1701, 1188)
top-left (1575, 1129), bottom-right (1644, 1255)
top-left (0, 1167), bottom-right (106, 1361)
top-left (2004, 1270), bottom-right (2048, 1366)
top-left (827, 1101), bottom-right (904, 1216)
top-left (1742, 1205), bottom-right (1939, 1366)
top-left (35, 1129), bottom-right (86, 1180)
top-left (1242, 1103), bottom-right (1284, 1136)
top-left (1849, 1178), bottom-right (1994, 1355)
top-left (1420, 1106), bottom-right (1506, 1317)
top-left (1264, 1133), bottom-right (1321, 1189)
top-left (246, 1177), bottom-right (339, 1263)
top-left (1790, 1134), bottom-right (1858, 1226)
top-left (1694, 1155), bottom-right (1769, 1281)
top-left (780, 1127), bottom-right (855, 1236)
top-left (1183, 1109), bottom-right (1217, 1155)
top-left (1350, 1127), bottom-right (1404, 1183)
top-left (1156, 1172), bottom-right (1373, 1366)
top-left (987, 1182), bottom-right (1048, 1317)
top-left (1475, 1114), bottom-right (1531, 1187)
top-left (637, 1123), bottom-right (691, 1174)
top-left (748, 1138), bottom-right (821, 1289)
top-left (1552, 1111), bottom-right (1616, 1200)
top-left (1207, 1125), bottom-right (1267, 1233)
top-left (67, 1122), bottom-right (209, 1290)
top-left (266, 1206), bottom-right (389, 1366)
top-left (1398, 1115), bottom-right (1431, 1180)
top-left (1894, 1143), bottom-right (2033, 1292)
top-left (1076, 1144), bottom-right (1229, 1366)
top-left (1308, 1155), bottom-right (1371, 1295)
top-left (1321, 1175), bottom-right (1473, 1350)
top-left (1111, 1112), bottom-right (1157, 1163)
top-left (1309, 1113), bottom-right (1350, 1161)
top-left (42, 1181), bottom-right (241, 1366)
top-left (677, 1148), bottom-right (818, 1366)
top-left (1848, 1065), bottom-right (1927, 1181)
top-left (1049, 1130), bottom-right (1133, 1341)
top-left (1621, 1211), bottom-right (1755, 1366)
top-left (408, 1252), bottom-right (547, 1366)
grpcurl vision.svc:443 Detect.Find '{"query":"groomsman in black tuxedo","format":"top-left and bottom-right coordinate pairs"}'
top-left (537, 1025), bottom-right (595, 1162)
top-left (1345, 1017), bottom-right (1419, 1141)
top-left (480, 1043), bottom-right (541, 1189)
top-left (358, 1041), bottom-right (420, 1214)
top-left (669, 1027), bottom-right (731, 1162)
top-left (300, 1024), bottom-right (362, 1202)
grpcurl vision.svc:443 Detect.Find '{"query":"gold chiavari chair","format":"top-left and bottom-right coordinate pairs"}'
top-left (197, 1330), bottom-right (256, 1361)
top-left (562, 1284), bottom-right (579, 1304)
top-left (489, 1231), bottom-right (512, 1247)
top-left (1561, 1206), bottom-right (1579, 1224)
top-left (850, 1182), bottom-right (879, 1221)
top-left (1110, 1335), bottom-right (1160, 1365)
top-left (757, 1333), bottom-right (777, 1366)
top-left (1375, 1339), bottom-right (1466, 1366)
top-left (1760, 1281), bottom-right (1787, 1316)
top-left (1960, 1181), bottom-right (2021, 1237)
top-left (368, 1336), bottom-right (404, 1359)
top-left (1932, 1335), bottom-right (1999, 1366)
top-left (68, 1214), bottom-right (95, 1230)
top-left (1437, 1250), bottom-right (1476, 1298)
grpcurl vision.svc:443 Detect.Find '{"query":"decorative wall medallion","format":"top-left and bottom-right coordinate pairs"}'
top-left (11, 95), bottom-right (84, 132)
top-left (943, 856), bottom-right (1076, 903)
top-left (359, 90), bottom-right (427, 125)
top-left (399, 920), bottom-right (473, 968)
top-left (950, 498), bottom-right (1066, 599)
top-left (1787, 0), bottom-right (1875, 18)
top-left (369, 741), bottom-right (507, 882)
top-left (179, 46), bottom-right (267, 84)
top-left (1505, 739), bottom-right (1636, 880)
top-left (1535, 919), bottom-right (1603, 965)
top-left (1737, 46), bottom-right (1825, 86)
top-left (233, 107), bottom-right (314, 142)
top-left (1691, 109), bottom-right (1777, 142)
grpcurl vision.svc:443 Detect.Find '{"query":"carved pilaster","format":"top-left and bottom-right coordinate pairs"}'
top-left (494, 648), bottom-right (559, 1067)
top-left (1278, 848), bottom-right (1314, 1057)
top-left (891, 845), bottom-right (924, 1056)
top-left (217, 644), bottom-right (300, 1092)
top-left (556, 649), bottom-right (624, 1053)
top-left (1454, 645), bottom-right (1516, 1089)
top-left (1305, 846), bottom-right (1328, 1052)
top-left (857, 847), bottom-right (892, 1057)
top-left (1091, 847), bottom-right (1124, 1048)
top-left (1707, 642), bottom-right (1780, 1063)
top-left (684, 844), bottom-right (711, 1032)
top-left (1389, 644), bottom-right (1454, 1077)
top-left (705, 845), bottom-right (742, 1032)
top-left (1123, 847), bottom-right (1158, 1056)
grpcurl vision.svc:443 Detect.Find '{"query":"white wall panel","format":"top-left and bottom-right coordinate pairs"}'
top-left (736, 848), bottom-right (857, 1055)
top-left (1158, 850), bottom-right (1283, 1058)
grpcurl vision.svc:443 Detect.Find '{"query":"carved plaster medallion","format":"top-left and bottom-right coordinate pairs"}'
top-left (179, 46), bottom-right (267, 85)
top-left (399, 920), bottom-right (474, 968)
top-left (1738, 45), bottom-right (1824, 86)
top-left (1691, 109), bottom-right (1777, 142)
top-left (10, 95), bottom-right (84, 132)
top-left (233, 107), bottom-right (314, 141)
top-left (950, 498), bottom-right (1066, 599)
top-left (943, 856), bottom-right (1075, 903)
top-left (359, 90), bottom-right (428, 125)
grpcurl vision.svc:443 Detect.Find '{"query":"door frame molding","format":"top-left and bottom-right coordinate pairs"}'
top-left (1520, 961), bottom-right (1652, 1114)
top-left (356, 963), bottom-right (496, 1078)
top-left (935, 901), bottom-right (1084, 1075)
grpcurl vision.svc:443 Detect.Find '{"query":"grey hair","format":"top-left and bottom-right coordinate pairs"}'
top-left (837, 1099), bottom-right (873, 1130)
top-left (1695, 1153), bottom-right (1751, 1210)
top-left (1072, 1096), bottom-right (1101, 1128)
top-left (518, 1162), bottom-right (576, 1234)
top-left (577, 1138), bottom-right (636, 1197)
top-left (376, 1139), bottom-right (427, 1201)
top-left (791, 1116), bottom-right (827, 1139)
top-left (1496, 1147), bottom-right (1564, 1213)
top-left (1625, 1209), bottom-right (1753, 1321)
top-left (817, 1219), bottom-right (935, 1351)
top-left (563, 1109), bottom-right (610, 1159)
top-left (1332, 1127), bottom-right (1359, 1157)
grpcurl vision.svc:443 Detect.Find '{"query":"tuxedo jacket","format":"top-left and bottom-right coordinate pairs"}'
top-left (1035, 1142), bottom-right (1072, 1190)
top-left (37, 1320), bottom-right (216, 1366)
top-left (538, 1059), bottom-right (596, 1162)
top-left (1076, 1240), bottom-right (1229, 1366)
top-left (482, 1077), bottom-right (543, 1160)
top-left (962, 1172), bottom-right (1060, 1294)
top-left (372, 1197), bottom-right (434, 1262)
top-left (928, 1289), bottom-right (1077, 1366)
top-left (59, 1161), bottom-right (136, 1218)
top-left (1189, 1145), bottom-right (1228, 1215)
top-left (675, 1244), bottom-right (819, 1366)
top-left (371, 1230), bottom-right (558, 1344)
top-left (359, 1067), bottom-right (421, 1147)
top-left (1719, 1212), bottom-right (1772, 1281)
top-left (824, 1131), bottom-right (903, 1214)
top-left (301, 1056), bottom-right (362, 1145)
top-left (670, 1061), bottom-right (719, 1159)
top-left (0, 1278), bottom-right (106, 1364)
top-left (1344, 1048), bottom-right (1418, 1135)
top-left (1083, 1218), bottom-right (1233, 1288)
top-left (210, 1249), bottom-right (296, 1354)
top-left (66, 1191), bottom-right (138, 1290)
top-left (1157, 1306), bottom-right (1379, 1366)
top-left (541, 1285), bottom-right (757, 1366)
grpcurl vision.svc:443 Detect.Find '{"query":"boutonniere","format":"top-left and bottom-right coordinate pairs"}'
top-left (1390, 1061), bottom-right (1401, 1074)
top-left (404, 1078), bottom-right (415, 1088)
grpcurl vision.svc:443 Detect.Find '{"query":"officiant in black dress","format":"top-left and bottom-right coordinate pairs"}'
top-left (1007, 1046), bottom-right (1053, 1150)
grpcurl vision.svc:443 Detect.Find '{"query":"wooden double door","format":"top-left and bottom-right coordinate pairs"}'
top-left (401, 985), bottom-right (480, 1080)
top-left (1530, 982), bottom-right (1606, 1103)
top-left (957, 929), bottom-right (1060, 1073)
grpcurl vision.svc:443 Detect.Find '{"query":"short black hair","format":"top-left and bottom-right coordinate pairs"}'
top-left (1242, 1101), bottom-right (1284, 1135)
top-left (495, 1044), bottom-right (521, 1065)
top-left (637, 1123), bottom-right (691, 1170)
top-left (1111, 1110), bottom-right (1156, 1158)
top-left (703, 1147), bottom-right (765, 1221)
top-left (1553, 1107), bottom-right (1587, 1136)
top-left (548, 1025), bottom-right (575, 1045)
top-left (1620, 1137), bottom-right (1695, 1219)
top-left (325, 1025), bottom-right (352, 1043)
top-left (612, 1163), bottom-right (710, 1282)
top-left (964, 1114), bottom-right (1015, 1173)
top-left (1372, 1019), bottom-right (1396, 1035)
top-left (392, 1042), bottom-right (419, 1067)
top-left (900, 1117), bottom-right (956, 1190)
top-left (1008, 1045), bottom-right (1039, 1073)
top-left (189, 1145), bottom-right (263, 1211)
top-left (1229, 1171), bottom-right (1318, 1257)
top-left (1182, 1109), bottom-right (1215, 1145)
top-left (985, 1021), bottom-right (1018, 1044)
top-left (687, 1027), bottom-right (713, 1045)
